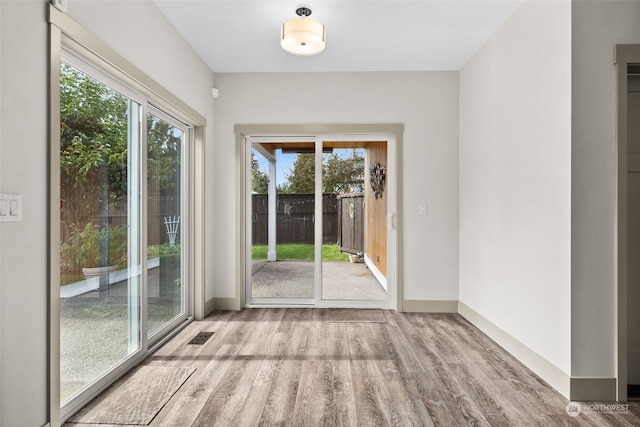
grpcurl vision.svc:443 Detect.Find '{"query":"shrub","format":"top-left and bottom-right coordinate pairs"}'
top-left (61, 222), bottom-right (128, 271)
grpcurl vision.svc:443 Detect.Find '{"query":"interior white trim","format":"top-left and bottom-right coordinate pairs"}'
top-left (48, 20), bottom-right (63, 427)
top-left (569, 378), bottom-right (617, 401)
top-left (403, 299), bottom-right (458, 313)
top-left (458, 301), bottom-right (571, 399)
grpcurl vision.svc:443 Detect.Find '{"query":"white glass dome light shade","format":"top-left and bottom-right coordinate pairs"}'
top-left (281, 16), bottom-right (326, 56)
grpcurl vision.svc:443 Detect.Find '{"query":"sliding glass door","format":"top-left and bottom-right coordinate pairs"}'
top-left (59, 54), bottom-right (191, 417)
top-left (247, 138), bottom-right (317, 304)
top-left (59, 60), bottom-right (142, 403)
top-left (245, 135), bottom-right (395, 308)
top-left (146, 109), bottom-right (188, 340)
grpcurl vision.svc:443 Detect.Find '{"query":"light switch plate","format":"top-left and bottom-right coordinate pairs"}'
top-left (0, 194), bottom-right (21, 222)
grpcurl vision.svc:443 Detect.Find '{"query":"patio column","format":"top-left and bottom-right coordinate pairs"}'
top-left (267, 158), bottom-right (277, 261)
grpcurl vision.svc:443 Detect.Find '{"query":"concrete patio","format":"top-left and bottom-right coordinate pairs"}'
top-left (251, 260), bottom-right (387, 300)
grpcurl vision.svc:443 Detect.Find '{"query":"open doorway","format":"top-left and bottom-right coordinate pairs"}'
top-left (249, 138), bottom-right (317, 303)
top-left (626, 62), bottom-right (640, 400)
top-left (321, 141), bottom-right (387, 301)
top-left (241, 129), bottom-right (400, 310)
top-left (616, 46), bottom-right (640, 402)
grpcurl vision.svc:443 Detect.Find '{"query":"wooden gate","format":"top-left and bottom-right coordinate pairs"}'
top-left (338, 193), bottom-right (364, 254)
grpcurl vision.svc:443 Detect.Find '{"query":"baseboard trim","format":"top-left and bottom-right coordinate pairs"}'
top-left (403, 299), bottom-right (458, 313)
top-left (209, 297), bottom-right (241, 313)
top-left (570, 377), bottom-right (617, 401)
top-left (458, 301), bottom-right (571, 399)
top-left (204, 298), bottom-right (216, 316)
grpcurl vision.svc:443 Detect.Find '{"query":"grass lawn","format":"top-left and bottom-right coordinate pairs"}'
top-left (252, 244), bottom-right (349, 261)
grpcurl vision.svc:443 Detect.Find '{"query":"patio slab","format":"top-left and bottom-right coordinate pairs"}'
top-left (251, 260), bottom-right (387, 300)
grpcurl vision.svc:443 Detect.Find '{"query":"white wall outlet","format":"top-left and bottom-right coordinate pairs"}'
top-left (0, 194), bottom-right (22, 222)
top-left (52, 0), bottom-right (68, 13)
top-left (419, 204), bottom-right (427, 216)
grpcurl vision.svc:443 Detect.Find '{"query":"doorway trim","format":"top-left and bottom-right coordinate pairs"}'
top-left (235, 124), bottom-right (404, 311)
top-left (615, 44), bottom-right (640, 402)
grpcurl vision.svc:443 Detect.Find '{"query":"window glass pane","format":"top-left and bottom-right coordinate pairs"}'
top-left (250, 143), bottom-right (315, 300)
top-left (147, 112), bottom-right (184, 337)
top-left (59, 62), bottom-right (141, 402)
top-left (321, 145), bottom-right (387, 300)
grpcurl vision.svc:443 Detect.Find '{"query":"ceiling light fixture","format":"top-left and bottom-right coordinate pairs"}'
top-left (281, 7), bottom-right (325, 56)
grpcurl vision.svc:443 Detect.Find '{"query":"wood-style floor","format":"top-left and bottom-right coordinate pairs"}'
top-left (66, 308), bottom-right (640, 426)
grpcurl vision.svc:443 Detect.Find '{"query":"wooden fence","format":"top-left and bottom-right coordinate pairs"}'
top-left (88, 195), bottom-right (180, 246)
top-left (337, 193), bottom-right (364, 255)
top-left (251, 193), bottom-right (365, 255)
top-left (252, 194), bottom-right (338, 245)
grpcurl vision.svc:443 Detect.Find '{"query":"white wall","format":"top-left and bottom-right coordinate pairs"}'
top-left (459, 0), bottom-right (572, 377)
top-left (213, 72), bottom-right (460, 302)
top-left (0, 1), bottom-right (215, 425)
top-left (0, 2), bottom-right (49, 425)
top-left (571, 0), bottom-right (640, 378)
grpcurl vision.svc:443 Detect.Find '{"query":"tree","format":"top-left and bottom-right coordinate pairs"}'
top-left (148, 114), bottom-right (182, 192)
top-left (60, 63), bottom-right (183, 228)
top-left (323, 149), bottom-right (364, 193)
top-left (60, 63), bottom-right (129, 227)
top-left (251, 152), bottom-right (269, 194)
top-left (279, 153), bottom-right (315, 193)
top-left (278, 149), bottom-right (364, 194)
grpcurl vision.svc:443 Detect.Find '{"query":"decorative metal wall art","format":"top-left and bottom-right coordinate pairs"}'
top-left (369, 162), bottom-right (386, 199)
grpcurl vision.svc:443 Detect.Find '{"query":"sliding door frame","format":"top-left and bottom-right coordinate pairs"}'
top-left (237, 124), bottom-right (404, 311)
top-left (245, 136), bottom-right (318, 306)
top-left (48, 5), bottom-right (206, 425)
top-left (146, 105), bottom-right (193, 345)
top-left (316, 134), bottom-right (398, 310)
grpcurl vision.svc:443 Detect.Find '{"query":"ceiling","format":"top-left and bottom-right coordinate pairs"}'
top-left (154, 0), bottom-right (524, 74)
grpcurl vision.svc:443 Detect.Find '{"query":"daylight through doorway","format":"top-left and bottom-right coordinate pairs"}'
top-left (250, 140), bottom-right (315, 301)
top-left (246, 136), bottom-right (390, 306)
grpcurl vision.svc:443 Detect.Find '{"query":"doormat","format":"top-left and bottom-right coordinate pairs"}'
top-left (66, 365), bottom-right (196, 425)
top-left (327, 308), bottom-right (387, 323)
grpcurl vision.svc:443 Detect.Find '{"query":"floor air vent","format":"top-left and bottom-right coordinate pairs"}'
top-left (188, 331), bottom-right (215, 345)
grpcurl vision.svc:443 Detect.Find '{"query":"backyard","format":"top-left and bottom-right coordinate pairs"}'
top-left (252, 243), bottom-right (349, 261)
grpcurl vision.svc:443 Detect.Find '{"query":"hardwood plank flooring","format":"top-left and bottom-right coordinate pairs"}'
top-left (64, 309), bottom-right (640, 427)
